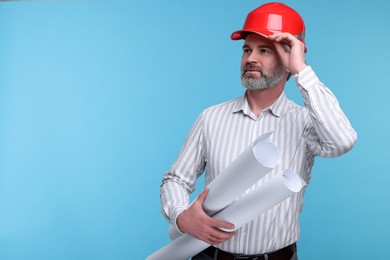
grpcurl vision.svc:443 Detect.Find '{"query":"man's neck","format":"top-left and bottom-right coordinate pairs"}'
top-left (246, 82), bottom-right (285, 118)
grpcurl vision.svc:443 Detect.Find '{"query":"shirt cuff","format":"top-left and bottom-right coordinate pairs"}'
top-left (293, 66), bottom-right (321, 91)
top-left (172, 206), bottom-right (187, 234)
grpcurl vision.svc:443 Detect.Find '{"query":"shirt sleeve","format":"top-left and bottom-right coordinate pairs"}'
top-left (160, 112), bottom-right (206, 232)
top-left (294, 66), bottom-right (357, 157)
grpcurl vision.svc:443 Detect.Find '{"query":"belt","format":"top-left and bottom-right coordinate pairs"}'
top-left (202, 243), bottom-right (296, 260)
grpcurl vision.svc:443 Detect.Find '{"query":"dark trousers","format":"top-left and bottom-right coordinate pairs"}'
top-left (192, 244), bottom-right (298, 260)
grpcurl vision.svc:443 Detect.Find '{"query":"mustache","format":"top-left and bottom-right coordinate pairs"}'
top-left (241, 63), bottom-right (263, 75)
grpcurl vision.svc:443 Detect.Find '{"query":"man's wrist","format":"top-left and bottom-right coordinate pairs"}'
top-left (292, 64), bottom-right (308, 75)
top-left (174, 209), bottom-right (187, 234)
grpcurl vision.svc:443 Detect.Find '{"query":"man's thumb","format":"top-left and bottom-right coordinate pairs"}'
top-left (197, 189), bottom-right (209, 203)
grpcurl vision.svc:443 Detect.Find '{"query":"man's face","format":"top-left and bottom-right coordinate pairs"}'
top-left (241, 34), bottom-right (287, 90)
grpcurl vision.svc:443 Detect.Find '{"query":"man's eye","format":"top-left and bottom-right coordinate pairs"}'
top-left (243, 48), bottom-right (251, 54)
top-left (260, 48), bottom-right (271, 54)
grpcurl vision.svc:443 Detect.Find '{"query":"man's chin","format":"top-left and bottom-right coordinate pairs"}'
top-left (241, 82), bottom-right (273, 91)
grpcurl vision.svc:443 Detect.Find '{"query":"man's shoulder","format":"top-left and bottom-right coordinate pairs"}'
top-left (202, 96), bottom-right (242, 116)
top-left (285, 97), bottom-right (303, 110)
top-left (282, 96), bottom-right (310, 121)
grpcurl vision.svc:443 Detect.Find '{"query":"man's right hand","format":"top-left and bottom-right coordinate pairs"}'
top-left (176, 189), bottom-right (236, 245)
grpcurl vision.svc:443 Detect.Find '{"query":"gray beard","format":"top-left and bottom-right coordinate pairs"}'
top-left (241, 63), bottom-right (286, 90)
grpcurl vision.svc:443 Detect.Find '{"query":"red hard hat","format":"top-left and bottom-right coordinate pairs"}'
top-left (231, 2), bottom-right (306, 49)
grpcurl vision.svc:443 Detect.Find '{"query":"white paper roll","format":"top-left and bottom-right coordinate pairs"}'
top-left (214, 169), bottom-right (306, 232)
top-left (147, 170), bottom-right (306, 260)
top-left (168, 224), bottom-right (182, 240)
top-left (204, 135), bottom-right (280, 215)
top-left (169, 132), bottom-right (280, 240)
top-left (147, 232), bottom-right (208, 260)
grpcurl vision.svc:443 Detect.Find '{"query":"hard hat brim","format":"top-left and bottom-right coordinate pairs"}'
top-left (230, 30), bottom-right (270, 41)
top-left (230, 29), bottom-right (308, 52)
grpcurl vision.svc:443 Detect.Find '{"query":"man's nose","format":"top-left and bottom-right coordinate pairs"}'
top-left (246, 51), bottom-right (259, 63)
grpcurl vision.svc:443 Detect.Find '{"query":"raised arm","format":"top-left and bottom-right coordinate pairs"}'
top-left (270, 33), bottom-right (357, 157)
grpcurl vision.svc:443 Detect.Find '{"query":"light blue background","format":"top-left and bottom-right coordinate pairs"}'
top-left (0, 1), bottom-right (389, 259)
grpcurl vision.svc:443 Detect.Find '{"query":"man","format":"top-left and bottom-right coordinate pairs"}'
top-left (160, 2), bottom-right (357, 260)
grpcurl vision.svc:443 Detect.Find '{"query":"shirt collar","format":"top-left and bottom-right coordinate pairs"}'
top-left (233, 91), bottom-right (287, 118)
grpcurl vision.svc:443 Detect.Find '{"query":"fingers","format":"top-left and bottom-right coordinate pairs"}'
top-left (268, 32), bottom-right (305, 54)
top-left (268, 32), bottom-right (307, 74)
top-left (273, 41), bottom-right (291, 63)
top-left (206, 228), bottom-right (236, 245)
top-left (196, 190), bottom-right (235, 230)
top-left (204, 216), bottom-right (236, 245)
top-left (200, 224), bottom-right (236, 245)
top-left (269, 33), bottom-right (293, 53)
top-left (210, 217), bottom-right (235, 231)
top-left (269, 33), bottom-right (301, 46)
top-left (182, 214), bottom-right (235, 245)
top-left (179, 188), bottom-right (237, 245)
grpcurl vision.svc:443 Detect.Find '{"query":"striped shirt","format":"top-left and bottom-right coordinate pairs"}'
top-left (160, 66), bottom-right (357, 255)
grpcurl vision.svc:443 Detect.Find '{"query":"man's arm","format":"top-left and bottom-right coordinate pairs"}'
top-left (160, 113), bottom-right (205, 231)
top-left (160, 113), bottom-right (236, 244)
top-left (270, 33), bottom-right (357, 156)
top-left (294, 66), bottom-right (357, 157)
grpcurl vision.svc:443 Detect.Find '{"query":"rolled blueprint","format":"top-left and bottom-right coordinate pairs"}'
top-left (215, 169), bottom-right (306, 232)
top-left (147, 170), bottom-right (306, 260)
top-left (169, 132), bottom-right (280, 240)
top-left (203, 132), bottom-right (280, 215)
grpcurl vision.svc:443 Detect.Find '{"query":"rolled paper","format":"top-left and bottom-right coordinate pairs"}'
top-left (147, 170), bottom-right (306, 260)
top-left (147, 232), bottom-right (208, 260)
top-left (168, 224), bottom-right (181, 240)
top-left (204, 134), bottom-right (280, 215)
top-left (214, 169), bottom-right (306, 232)
top-left (169, 132), bottom-right (280, 240)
